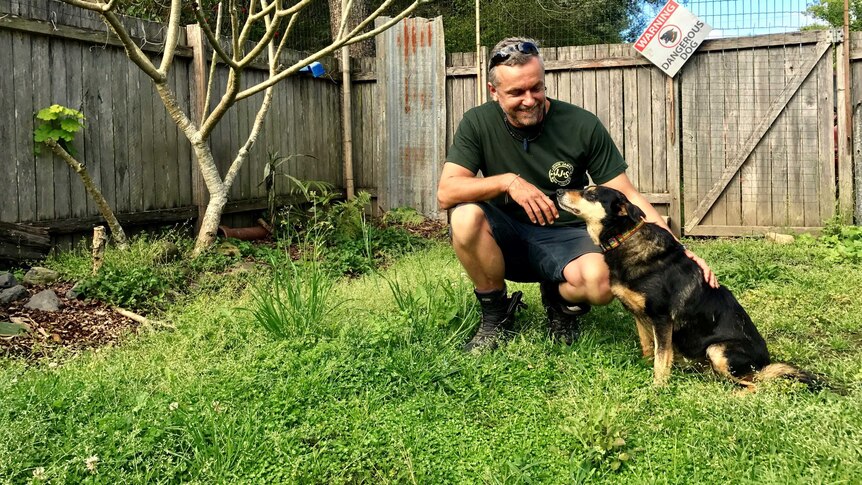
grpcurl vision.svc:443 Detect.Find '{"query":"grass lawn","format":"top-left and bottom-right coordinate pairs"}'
top-left (1, 236), bottom-right (861, 483)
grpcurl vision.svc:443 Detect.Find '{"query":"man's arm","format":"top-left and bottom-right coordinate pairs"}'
top-left (602, 173), bottom-right (718, 288)
top-left (437, 162), bottom-right (558, 225)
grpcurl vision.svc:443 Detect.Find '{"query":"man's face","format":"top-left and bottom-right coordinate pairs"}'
top-left (488, 56), bottom-right (547, 128)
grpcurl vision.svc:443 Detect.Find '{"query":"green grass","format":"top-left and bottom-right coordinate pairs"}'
top-left (2, 237), bottom-right (861, 483)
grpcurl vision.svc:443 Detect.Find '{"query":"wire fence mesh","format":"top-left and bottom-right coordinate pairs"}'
top-left (469, 0), bottom-right (824, 53)
top-left (26, 1), bottom-right (838, 55)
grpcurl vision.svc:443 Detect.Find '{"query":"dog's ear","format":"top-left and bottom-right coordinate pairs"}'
top-left (618, 201), bottom-right (646, 222)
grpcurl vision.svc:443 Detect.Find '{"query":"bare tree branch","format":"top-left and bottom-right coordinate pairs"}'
top-left (336, 0), bottom-right (355, 41)
top-left (91, 10), bottom-right (163, 81)
top-left (61, 0), bottom-right (115, 13)
top-left (157, 0), bottom-right (183, 75)
top-left (343, 0), bottom-right (402, 41)
top-left (236, 0), bottom-right (315, 68)
top-left (237, 0), bottom-right (277, 46)
top-left (200, 69), bottom-right (240, 139)
top-left (193, 2), bottom-right (240, 69)
top-left (237, 0), bottom-right (427, 100)
top-left (272, 11), bottom-right (297, 61)
top-left (203, 2), bottom-right (225, 123)
top-left (229, 0), bottom-right (240, 59)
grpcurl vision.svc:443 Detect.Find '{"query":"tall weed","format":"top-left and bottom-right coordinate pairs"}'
top-left (245, 257), bottom-right (340, 340)
top-left (382, 271), bottom-right (477, 348)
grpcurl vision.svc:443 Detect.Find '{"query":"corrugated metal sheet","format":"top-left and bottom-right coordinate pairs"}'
top-left (375, 16), bottom-right (446, 219)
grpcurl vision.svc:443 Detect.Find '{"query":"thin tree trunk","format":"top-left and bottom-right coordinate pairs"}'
top-left (189, 143), bottom-right (229, 256)
top-left (46, 140), bottom-right (128, 248)
top-left (92, 226), bottom-right (107, 274)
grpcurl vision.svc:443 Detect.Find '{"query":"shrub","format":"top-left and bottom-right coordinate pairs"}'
top-left (77, 265), bottom-right (175, 310)
top-left (820, 216), bottom-right (862, 263)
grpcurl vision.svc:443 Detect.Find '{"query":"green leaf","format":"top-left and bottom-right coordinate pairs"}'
top-left (49, 128), bottom-right (67, 141)
top-left (36, 107), bottom-right (59, 120)
top-left (34, 128), bottom-right (50, 143)
top-left (60, 118), bottom-right (83, 132)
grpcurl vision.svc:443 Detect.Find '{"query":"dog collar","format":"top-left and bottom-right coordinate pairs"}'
top-left (601, 218), bottom-right (646, 252)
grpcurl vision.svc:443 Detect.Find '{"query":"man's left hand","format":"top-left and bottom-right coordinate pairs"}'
top-left (684, 248), bottom-right (718, 288)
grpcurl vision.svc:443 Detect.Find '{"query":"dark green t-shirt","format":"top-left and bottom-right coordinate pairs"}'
top-left (446, 99), bottom-right (628, 226)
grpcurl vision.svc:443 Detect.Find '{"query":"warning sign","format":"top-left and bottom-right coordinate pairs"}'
top-left (633, 0), bottom-right (712, 77)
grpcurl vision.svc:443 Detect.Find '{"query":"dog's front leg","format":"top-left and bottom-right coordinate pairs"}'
top-left (652, 322), bottom-right (674, 386)
top-left (635, 316), bottom-right (654, 359)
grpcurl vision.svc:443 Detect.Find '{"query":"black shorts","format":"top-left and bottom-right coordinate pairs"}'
top-left (470, 202), bottom-right (601, 283)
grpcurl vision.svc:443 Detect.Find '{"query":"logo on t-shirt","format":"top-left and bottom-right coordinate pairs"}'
top-left (549, 161), bottom-right (574, 186)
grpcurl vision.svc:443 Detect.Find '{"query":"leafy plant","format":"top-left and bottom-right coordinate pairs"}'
top-left (819, 216), bottom-right (862, 263)
top-left (259, 151), bottom-right (318, 228)
top-left (77, 265), bottom-right (174, 311)
top-left (274, 182), bottom-right (429, 276)
top-left (562, 408), bottom-right (635, 475)
top-left (382, 207), bottom-right (426, 226)
top-left (33, 104), bottom-right (128, 246)
top-left (720, 259), bottom-right (782, 292)
top-left (33, 104), bottom-right (85, 156)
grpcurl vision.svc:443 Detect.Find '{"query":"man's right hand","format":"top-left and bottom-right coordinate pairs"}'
top-left (505, 175), bottom-right (558, 225)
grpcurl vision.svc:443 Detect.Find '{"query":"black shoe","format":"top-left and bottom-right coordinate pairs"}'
top-left (464, 289), bottom-right (526, 352)
top-left (540, 282), bottom-right (589, 345)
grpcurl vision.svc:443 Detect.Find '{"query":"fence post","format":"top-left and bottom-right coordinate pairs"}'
top-left (666, 75), bottom-right (681, 237)
top-left (185, 24), bottom-right (208, 233)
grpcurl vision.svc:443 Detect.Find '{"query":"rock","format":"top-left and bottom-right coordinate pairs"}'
top-left (765, 232), bottom-right (795, 245)
top-left (0, 272), bottom-right (17, 289)
top-left (0, 285), bottom-right (28, 305)
top-left (24, 289), bottom-right (62, 312)
top-left (216, 241), bottom-right (242, 258)
top-left (228, 261), bottom-right (257, 276)
top-left (65, 281), bottom-right (85, 300)
top-left (0, 321), bottom-right (31, 337)
top-left (22, 267), bottom-right (60, 286)
top-left (152, 240), bottom-right (182, 264)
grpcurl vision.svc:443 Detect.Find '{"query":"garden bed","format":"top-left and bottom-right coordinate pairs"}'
top-left (0, 283), bottom-right (139, 360)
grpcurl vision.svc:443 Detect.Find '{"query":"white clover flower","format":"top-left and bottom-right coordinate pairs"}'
top-left (32, 467), bottom-right (46, 480)
top-left (168, 402), bottom-right (179, 411)
top-left (84, 455), bottom-right (99, 473)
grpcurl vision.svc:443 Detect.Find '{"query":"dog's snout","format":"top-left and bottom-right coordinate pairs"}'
top-left (556, 189), bottom-right (567, 198)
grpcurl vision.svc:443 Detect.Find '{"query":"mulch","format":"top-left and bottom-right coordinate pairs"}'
top-left (402, 219), bottom-right (448, 240)
top-left (0, 283), bottom-right (140, 360)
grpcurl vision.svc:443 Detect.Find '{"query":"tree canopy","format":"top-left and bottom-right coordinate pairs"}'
top-left (804, 0), bottom-right (862, 30)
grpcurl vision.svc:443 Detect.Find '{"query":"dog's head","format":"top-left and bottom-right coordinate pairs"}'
top-left (556, 186), bottom-right (646, 244)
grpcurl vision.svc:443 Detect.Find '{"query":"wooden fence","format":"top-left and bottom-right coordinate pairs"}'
top-left (2, 2), bottom-right (860, 261)
top-left (1, 0), bottom-right (344, 251)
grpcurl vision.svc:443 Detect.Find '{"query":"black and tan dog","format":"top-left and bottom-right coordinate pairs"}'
top-left (557, 186), bottom-right (820, 390)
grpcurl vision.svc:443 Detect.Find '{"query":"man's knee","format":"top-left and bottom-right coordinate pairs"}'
top-left (581, 264), bottom-right (613, 304)
top-left (449, 204), bottom-right (490, 244)
top-left (562, 255), bottom-right (614, 305)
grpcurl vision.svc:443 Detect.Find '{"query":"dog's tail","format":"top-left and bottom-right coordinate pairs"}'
top-left (751, 362), bottom-right (828, 391)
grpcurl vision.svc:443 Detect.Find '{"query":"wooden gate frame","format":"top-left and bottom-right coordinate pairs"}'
top-left (683, 32), bottom-right (835, 234)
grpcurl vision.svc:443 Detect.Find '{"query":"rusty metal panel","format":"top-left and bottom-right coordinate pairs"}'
top-left (375, 16), bottom-right (446, 219)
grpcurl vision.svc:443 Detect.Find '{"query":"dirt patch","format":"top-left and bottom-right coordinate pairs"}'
top-left (1, 283), bottom-right (139, 360)
top-left (402, 219), bottom-right (448, 240)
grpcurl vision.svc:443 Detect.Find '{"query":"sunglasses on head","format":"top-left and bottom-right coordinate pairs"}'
top-left (488, 41), bottom-right (539, 71)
